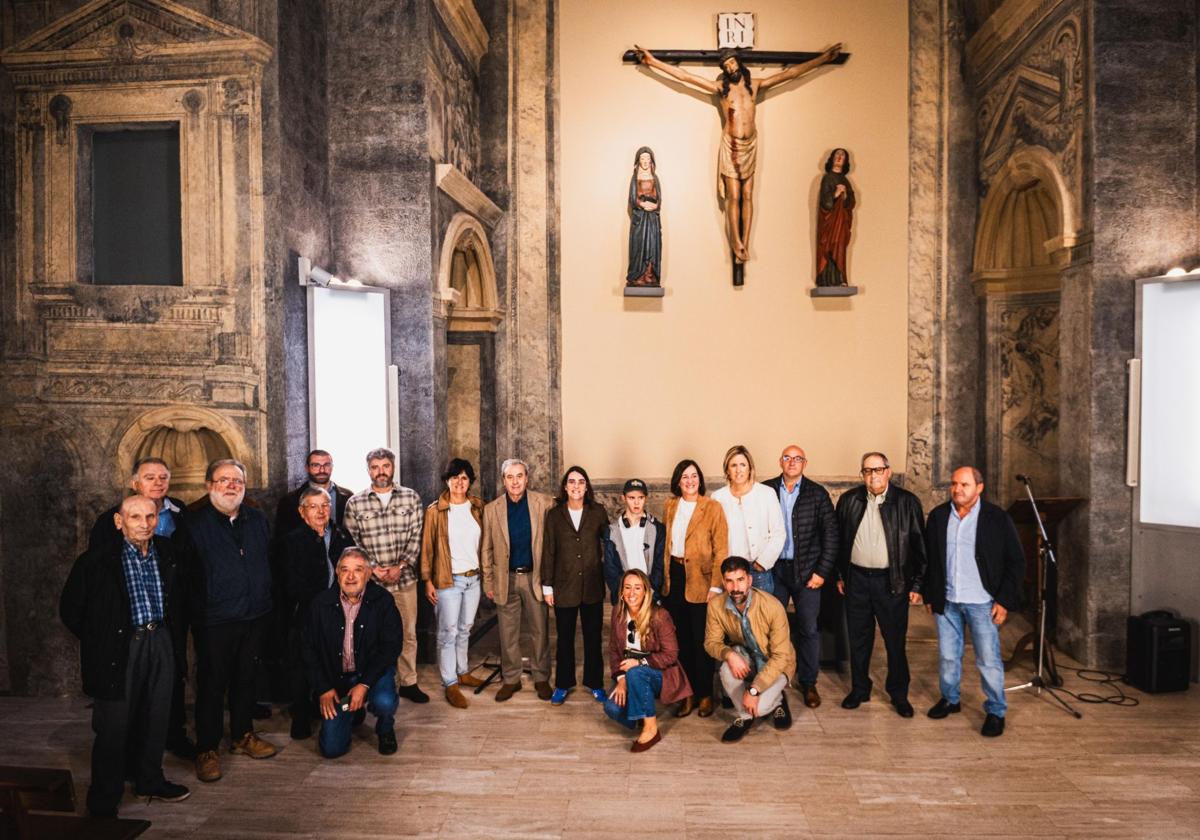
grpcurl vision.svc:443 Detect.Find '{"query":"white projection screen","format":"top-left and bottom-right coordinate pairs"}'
top-left (1138, 276), bottom-right (1200, 528)
top-left (307, 285), bottom-right (394, 493)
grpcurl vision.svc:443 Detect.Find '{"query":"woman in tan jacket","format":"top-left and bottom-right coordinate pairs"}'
top-left (420, 458), bottom-right (485, 708)
top-left (661, 459), bottom-right (728, 717)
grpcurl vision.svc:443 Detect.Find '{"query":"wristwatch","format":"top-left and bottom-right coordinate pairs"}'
top-left (748, 686), bottom-right (760, 697)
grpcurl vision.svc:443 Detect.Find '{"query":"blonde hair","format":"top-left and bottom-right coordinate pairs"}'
top-left (617, 569), bottom-right (654, 644)
top-left (722, 444), bottom-right (756, 483)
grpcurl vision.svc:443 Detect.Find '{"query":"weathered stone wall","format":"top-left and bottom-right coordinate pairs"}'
top-left (267, 0), bottom-right (331, 490)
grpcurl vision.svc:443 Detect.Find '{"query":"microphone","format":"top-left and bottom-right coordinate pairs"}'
top-left (1015, 474), bottom-right (1029, 483)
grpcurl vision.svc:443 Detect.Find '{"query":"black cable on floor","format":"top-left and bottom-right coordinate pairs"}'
top-left (1054, 667), bottom-right (1140, 706)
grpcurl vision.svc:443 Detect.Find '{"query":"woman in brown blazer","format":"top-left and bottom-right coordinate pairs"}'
top-left (604, 569), bottom-right (691, 752)
top-left (541, 465), bottom-right (609, 705)
top-left (661, 459), bottom-right (729, 717)
top-left (419, 458), bottom-right (486, 709)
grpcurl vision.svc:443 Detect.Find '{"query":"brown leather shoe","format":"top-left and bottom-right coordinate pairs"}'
top-left (674, 696), bottom-right (695, 718)
top-left (631, 731), bottom-right (662, 753)
top-left (697, 696), bottom-right (715, 717)
top-left (195, 750), bottom-right (222, 783)
top-left (445, 684), bottom-right (469, 708)
top-left (534, 681), bottom-right (553, 701)
top-left (803, 684), bottom-right (821, 709)
top-left (230, 732), bottom-right (277, 759)
top-left (458, 672), bottom-right (485, 688)
top-left (495, 682), bottom-right (521, 702)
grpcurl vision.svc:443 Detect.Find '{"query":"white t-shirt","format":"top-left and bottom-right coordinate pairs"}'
top-left (619, 518), bottom-right (648, 573)
top-left (448, 502), bottom-right (481, 574)
top-left (374, 490), bottom-right (392, 509)
top-left (568, 506), bottom-right (583, 530)
top-left (671, 499), bottom-right (696, 557)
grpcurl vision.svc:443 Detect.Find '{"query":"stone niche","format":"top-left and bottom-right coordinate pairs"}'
top-left (0, 0), bottom-right (273, 694)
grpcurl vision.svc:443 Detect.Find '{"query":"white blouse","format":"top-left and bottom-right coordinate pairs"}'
top-left (711, 483), bottom-right (786, 569)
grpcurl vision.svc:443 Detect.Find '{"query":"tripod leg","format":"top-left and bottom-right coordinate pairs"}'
top-left (1045, 643), bottom-right (1062, 687)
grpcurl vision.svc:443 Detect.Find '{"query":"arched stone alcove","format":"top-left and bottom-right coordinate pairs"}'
top-left (114, 406), bottom-right (254, 502)
top-left (435, 212), bottom-right (502, 497)
top-left (972, 147), bottom-right (1076, 506)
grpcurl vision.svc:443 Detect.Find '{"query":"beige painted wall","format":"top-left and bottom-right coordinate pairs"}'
top-left (559, 0), bottom-right (910, 482)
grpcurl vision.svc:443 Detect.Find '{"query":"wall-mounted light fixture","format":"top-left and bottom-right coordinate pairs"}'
top-left (298, 255), bottom-right (361, 287)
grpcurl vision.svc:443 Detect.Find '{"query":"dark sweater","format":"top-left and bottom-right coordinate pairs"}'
top-left (188, 501), bottom-right (273, 626)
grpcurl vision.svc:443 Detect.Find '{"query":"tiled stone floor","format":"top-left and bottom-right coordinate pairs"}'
top-left (2, 610), bottom-right (1198, 838)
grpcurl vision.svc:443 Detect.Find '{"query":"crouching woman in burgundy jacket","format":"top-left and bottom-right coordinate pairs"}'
top-left (604, 569), bottom-right (692, 752)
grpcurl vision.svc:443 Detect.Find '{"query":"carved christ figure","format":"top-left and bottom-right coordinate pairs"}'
top-left (635, 44), bottom-right (842, 264)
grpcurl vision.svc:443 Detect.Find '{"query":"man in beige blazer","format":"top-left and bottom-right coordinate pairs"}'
top-left (481, 458), bottom-right (554, 701)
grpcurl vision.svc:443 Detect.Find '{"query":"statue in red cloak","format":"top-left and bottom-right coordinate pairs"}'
top-left (815, 148), bottom-right (855, 287)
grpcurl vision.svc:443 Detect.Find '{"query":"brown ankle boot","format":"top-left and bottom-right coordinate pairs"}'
top-left (445, 684), bottom-right (469, 708)
top-left (457, 672), bottom-right (485, 688)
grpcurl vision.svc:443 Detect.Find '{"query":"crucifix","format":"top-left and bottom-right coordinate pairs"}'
top-left (625, 29), bottom-right (848, 287)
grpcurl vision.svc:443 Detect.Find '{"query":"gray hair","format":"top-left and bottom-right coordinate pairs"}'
top-left (299, 486), bottom-right (330, 503)
top-left (500, 458), bottom-right (529, 478)
top-left (205, 458), bottom-right (246, 482)
top-left (365, 447), bottom-right (395, 466)
top-left (860, 451), bottom-right (890, 469)
top-left (336, 546), bottom-right (370, 569)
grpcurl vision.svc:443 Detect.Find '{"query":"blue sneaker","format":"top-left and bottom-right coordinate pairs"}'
top-left (550, 688), bottom-right (569, 705)
top-left (590, 688), bottom-right (607, 703)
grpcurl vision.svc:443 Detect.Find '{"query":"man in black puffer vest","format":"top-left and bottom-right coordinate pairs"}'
top-left (188, 458), bottom-right (277, 783)
top-left (762, 443), bottom-right (838, 710)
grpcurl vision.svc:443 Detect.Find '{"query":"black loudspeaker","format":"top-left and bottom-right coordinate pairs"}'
top-left (1125, 611), bottom-right (1192, 693)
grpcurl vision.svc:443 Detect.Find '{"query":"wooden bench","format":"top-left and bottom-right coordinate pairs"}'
top-left (0, 767), bottom-right (150, 840)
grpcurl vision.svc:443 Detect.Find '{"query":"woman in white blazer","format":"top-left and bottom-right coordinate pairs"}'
top-left (711, 444), bottom-right (786, 595)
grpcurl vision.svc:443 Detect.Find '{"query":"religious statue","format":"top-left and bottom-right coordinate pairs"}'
top-left (815, 147), bottom-right (855, 287)
top-left (634, 43), bottom-right (842, 277)
top-left (626, 146), bottom-right (662, 288)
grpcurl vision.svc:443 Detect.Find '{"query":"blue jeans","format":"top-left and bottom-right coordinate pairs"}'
top-left (436, 574), bottom-right (482, 687)
top-left (751, 568), bottom-right (775, 595)
top-left (603, 666), bottom-right (663, 729)
top-left (936, 601), bottom-right (1006, 717)
top-left (318, 668), bottom-right (398, 758)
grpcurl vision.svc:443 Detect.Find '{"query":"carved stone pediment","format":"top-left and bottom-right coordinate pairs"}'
top-left (978, 66), bottom-right (1062, 170)
top-left (1, 0), bottom-right (271, 77)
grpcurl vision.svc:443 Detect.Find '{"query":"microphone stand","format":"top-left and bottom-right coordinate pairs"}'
top-left (1004, 475), bottom-right (1082, 718)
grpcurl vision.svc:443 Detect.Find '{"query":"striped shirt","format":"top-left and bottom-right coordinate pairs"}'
top-left (121, 540), bottom-right (165, 628)
top-left (343, 485), bottom-right (423, 591)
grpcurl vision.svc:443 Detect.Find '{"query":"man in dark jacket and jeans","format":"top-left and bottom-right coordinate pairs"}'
top-left (305, 547), bottom-right (402, 758)
top-left (60, 495), bottom-right (191, 816)
top-left (762, 444), bottom-right (838, 709)
top-left (189, 458), bottom-right (278, 783)
top-left (835, 451), bottom-right (926, 717)
top-left (922, 466), bottom-right (1024, 738)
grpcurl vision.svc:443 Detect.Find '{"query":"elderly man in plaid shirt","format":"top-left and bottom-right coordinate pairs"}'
top-left (344, 447), bottom-right (428, 703)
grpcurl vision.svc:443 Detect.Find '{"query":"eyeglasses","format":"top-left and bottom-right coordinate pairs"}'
top-left (627, 619), bottom-right (636, 644)
top-left (781, 456), bottom-right (807, 464)
top-left (861, 466), bottom-right (889, 476)
top-left (213, 477), bottom-right (245, 487)
top-left (301, 503), bottom-right (331, 511)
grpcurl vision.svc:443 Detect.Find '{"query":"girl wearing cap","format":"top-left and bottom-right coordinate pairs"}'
top-left (604, 569), bottom-right (691, 752)
top-left (602, 478), bottom-right (666, 603)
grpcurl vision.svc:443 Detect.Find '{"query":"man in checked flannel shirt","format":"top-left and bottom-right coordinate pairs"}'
top-left (343, 447), bottom-right (429, 703)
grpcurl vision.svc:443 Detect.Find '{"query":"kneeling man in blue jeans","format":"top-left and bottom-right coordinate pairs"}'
top-left (305, 547), bottom-right (402, 757)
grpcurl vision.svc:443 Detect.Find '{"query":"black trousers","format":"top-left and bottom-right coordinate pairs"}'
top-left (553, 600), bottom-right (604, 690)
top-left (845, 565), bottom-right (911, 701)
top-left (773, 561), bottom-right (823, 687)
top-left (88, 626), bottom-right (173, 815)
top-left (194, 615), bottom-right (267, 752)
top-left (288, 620), bottom-right (314, 725)
top-left (167, 619), bottom-right (190, 744)
top-left (665, 561), bottom-right (714, 701)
